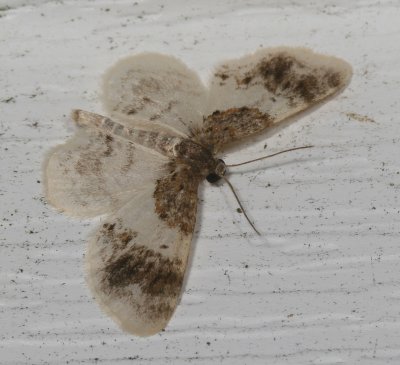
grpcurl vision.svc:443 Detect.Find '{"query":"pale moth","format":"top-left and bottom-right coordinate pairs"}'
top-left (44, 48), bottom-right (352, 336)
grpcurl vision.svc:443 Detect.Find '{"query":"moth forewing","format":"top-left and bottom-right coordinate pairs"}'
top-left (101, 53), bottom-right (208, 136)
top-left (86, 183), bottom-right (197, 337)
top-left (206, 47), bottom-right (352, 150)
top-left (44, 126), bottom-right (169, 218)
top-left (44, 48), bottom-right (352, 336)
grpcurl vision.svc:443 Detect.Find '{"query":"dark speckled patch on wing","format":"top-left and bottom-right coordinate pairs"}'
top-left (103, 243), bottom-right (183, 299)
top-left (191, 106), bottom-right (274, 151)
top-left (237, 52), bottom-right (343, 105)
top-left (153, 163), bottom-right (202, 235)
top-left (91, 219), bottom-right (187, 328)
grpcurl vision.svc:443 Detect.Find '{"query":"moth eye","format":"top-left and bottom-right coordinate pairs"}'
top-left (206, 173), bottom-right (221, 183)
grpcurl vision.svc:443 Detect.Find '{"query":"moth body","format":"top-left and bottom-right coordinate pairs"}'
top-left (73, 109), bottom-right (225, 181)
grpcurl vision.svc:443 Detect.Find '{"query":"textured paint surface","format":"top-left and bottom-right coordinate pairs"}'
top-left (1, 0), bottom-right (400, 363)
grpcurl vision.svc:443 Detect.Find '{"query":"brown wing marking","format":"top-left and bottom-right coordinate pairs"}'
top-left (154, 163), bottom-right (200, 235)
top-left (98, 222), bottom-right (185, 325)
top-left (192, 107), bottom-right (274, 151)
top-left (235, 51), bottom-right (346, 105)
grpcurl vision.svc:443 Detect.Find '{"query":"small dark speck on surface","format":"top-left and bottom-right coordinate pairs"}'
top-left (1, 97), bottom-right (15, 103)
top-left (0, 5), bottom-right (11, 13)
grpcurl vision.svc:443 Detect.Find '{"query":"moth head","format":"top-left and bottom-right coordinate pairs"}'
top-left (206, 159), bottom-right (226, 183)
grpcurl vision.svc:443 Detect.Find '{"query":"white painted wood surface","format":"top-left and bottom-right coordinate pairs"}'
top-left (1, 0), bottom-right (399, 363)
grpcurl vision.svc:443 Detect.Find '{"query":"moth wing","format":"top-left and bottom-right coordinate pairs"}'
top-left (204, 47), bottom-right (352, 149)
top-left (44, 127), bottom-right (168, 218)
top-left (87, 165), bottom-right (200, 336)
top-left (102, 53), bottom-right (208, 136)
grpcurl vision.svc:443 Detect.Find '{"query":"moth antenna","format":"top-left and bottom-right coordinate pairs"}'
top-left (227, 145), bottom-right (313, 168)
top-left (222, 176), bottom-right (261, 236)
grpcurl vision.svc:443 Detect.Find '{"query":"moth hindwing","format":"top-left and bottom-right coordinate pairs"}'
top-left (44, 48), bottom-right (352, 336)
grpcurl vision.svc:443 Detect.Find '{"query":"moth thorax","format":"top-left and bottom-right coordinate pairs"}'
top-left (206, 159), bottom-right (226, 183)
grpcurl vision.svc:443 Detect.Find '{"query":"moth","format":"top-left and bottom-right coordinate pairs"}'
top-left (44, 47), bottom-right (352, 336)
